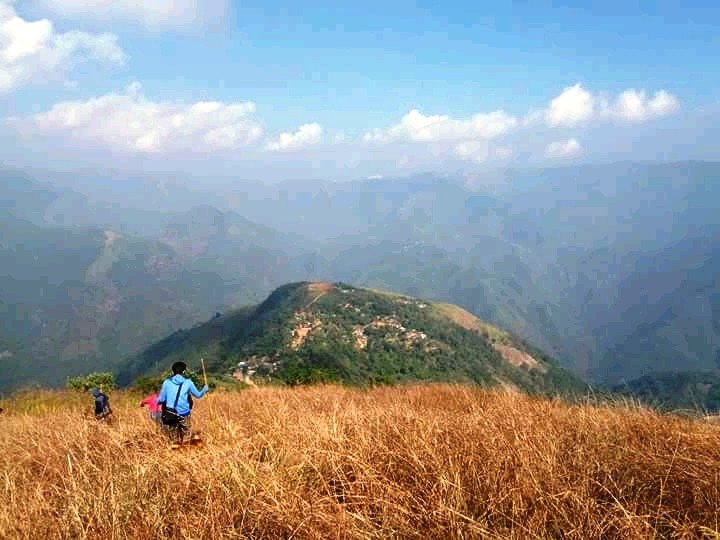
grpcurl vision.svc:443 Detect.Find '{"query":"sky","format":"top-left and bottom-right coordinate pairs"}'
top-left (1, 0), bottom-right (719, 181)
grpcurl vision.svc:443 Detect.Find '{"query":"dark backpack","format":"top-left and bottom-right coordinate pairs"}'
top-left (94, 393), bottom-right (110, 417)
top-left (161, 381), bottom-right (184, 427)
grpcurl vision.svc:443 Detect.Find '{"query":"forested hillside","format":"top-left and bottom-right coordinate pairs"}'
top-left (120, 282), bottom-right (585, 396)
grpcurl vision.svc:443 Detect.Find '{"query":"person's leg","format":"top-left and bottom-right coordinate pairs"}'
top-left (178, 414), bottom-right (191, 443)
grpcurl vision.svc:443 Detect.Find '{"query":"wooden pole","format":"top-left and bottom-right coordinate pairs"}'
top-left (201, 357), bottom-right (208, 387)
top-left (198, 356), bottom-right (214, 442)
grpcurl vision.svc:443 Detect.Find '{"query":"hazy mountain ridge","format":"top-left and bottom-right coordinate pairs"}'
top-left (1, 161), bottom-right (719, 391)
top-left (0, 171), bottom-right (331, 390)
top-left (0, 214), bottom-right (240, 390)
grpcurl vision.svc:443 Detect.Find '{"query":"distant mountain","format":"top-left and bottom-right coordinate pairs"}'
top-left (611, 371), bottom-right (720, 412)
top-left (220, 162), bottom-right (720, 383)
top-left (598, 231), bottom-right (720, 383)
top-left (506, 162), bottom-right (720, 381)
top-left (0, 213), bottom-right (240, 390)
top-left (0, 167), bottom-right (184, 236)
top-left (0, 170), bottom-right (318, 390)
top-left (3, 161), bottom-right (720, 390)
top-left (158, 204), bottom-right (321, 297)
top-left (118, 282), bottom-right (586, 396)
top-left (0, 168), bottom-right (61, 224)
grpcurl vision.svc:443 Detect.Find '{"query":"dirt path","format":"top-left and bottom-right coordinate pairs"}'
top-left (305, 291), bottom-right (328, 309)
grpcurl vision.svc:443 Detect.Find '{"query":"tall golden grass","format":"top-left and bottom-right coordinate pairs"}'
top-left (1, 384), bottom-right (719, 539)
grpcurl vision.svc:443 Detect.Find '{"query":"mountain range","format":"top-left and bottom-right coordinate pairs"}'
top-left (1, 161), bottom-right (718, 398)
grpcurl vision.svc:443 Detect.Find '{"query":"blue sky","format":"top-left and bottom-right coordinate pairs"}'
top-left (2, 0), bottom-right (719, 180)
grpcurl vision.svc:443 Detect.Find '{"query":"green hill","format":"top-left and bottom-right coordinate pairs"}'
top-left (118, 281), bottom-right (586, 396)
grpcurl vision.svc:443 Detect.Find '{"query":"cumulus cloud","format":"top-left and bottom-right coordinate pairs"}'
top-left (545, 138), bottom-right (582, 159)
top-left (609, 89), bottom-right (680, 122)
top-left (540, 83), bottom-right (680, 127)
top-left (32, 0), bottom-right (230, 30)
top-left (545, 83), bottom-right (595, 127)
top-left (364, 109), bottom-right (517, 144)
top-left (8, 82), bottom-right (263, 153)
top-left (266, 123), bottom-right (323, 151)
top-left (0, 0), bottom-right (124, 93)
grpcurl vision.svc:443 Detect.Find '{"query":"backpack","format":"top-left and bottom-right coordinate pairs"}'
top-left (94, 393), bottom-right (110, 417)
top-left (161, 380), bottom-right (184, 427)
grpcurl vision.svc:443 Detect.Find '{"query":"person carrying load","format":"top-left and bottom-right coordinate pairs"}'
top-left (157, 361), bottom-right (209, 444)
top-left (90, 387), bottom-right (113, 422)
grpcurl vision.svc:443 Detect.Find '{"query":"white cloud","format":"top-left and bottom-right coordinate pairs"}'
top-left (545, 138), bottom-right (582, 159)
top-left (266, 123), bottom-right (323, 151)
top-left (32, 0), bottom-right (230, 30)
top-left (8, 82), bottom-right (263, 153)
top-left (545, 83), bottom-right (595, 127)
top-left (539, 83), bottom-right (679, 127)
top-left (0, 0), bottom-right (124, 93)
top-left (608, 89), bottom-right (680, 122)
top-left (365, 108), bottom-right (517, 144)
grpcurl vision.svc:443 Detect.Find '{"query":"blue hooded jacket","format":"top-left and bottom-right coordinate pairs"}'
top-left (157, 374), bottom-right (208, 417)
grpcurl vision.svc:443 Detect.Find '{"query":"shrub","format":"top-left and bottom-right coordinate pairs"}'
top-left (66, 372), bottom-right (116, 392)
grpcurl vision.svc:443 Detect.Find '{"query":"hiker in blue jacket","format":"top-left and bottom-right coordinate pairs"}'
top-left (157, 361), bottom-right (209, 442)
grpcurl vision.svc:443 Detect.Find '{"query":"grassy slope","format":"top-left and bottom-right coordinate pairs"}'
top-left (1, 385), bottom-right (719, 539)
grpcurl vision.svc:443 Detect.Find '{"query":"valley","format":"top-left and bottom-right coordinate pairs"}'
top-left (1, 162), bottom-right (719, 409)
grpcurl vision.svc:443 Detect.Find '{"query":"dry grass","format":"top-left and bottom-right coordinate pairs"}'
top-left (433, 303), bottom-right (511, 344)
top-left (1, 384), bottom-right (720, 539)
top-left (306, 282), bottom-right (335, 295)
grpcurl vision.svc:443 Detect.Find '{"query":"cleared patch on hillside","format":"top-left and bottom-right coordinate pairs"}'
top-left (495, 344), bottom-right (545, 372)
top-left (362, 286), bottom-right (409, 298)
top-left (433, 302), bottom-right (511, 343)
top-left (350, 317), bottom-right (435, 352)
top-left (434, 302), bottom-right (546, 371)
top-left (352, 326), bottom-right (368, 349)
top-left (305, 282), bottom-right (335, 295)
top-left (86, 230), bottom-right (124, 283)
top-left (290, 312), bottom-right (322, 350)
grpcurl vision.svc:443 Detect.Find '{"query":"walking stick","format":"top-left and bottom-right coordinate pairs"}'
top-left (201, 356), bottom-right (216, 426)
top-left (201, 357), bottom-right (208, 387)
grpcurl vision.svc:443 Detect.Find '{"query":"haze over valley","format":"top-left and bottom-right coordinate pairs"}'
top-left (2, 160), bottom-right (719, 397)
